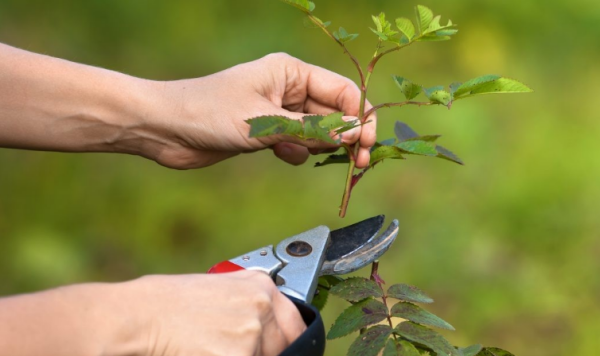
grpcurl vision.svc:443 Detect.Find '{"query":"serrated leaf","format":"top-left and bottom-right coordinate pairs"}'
top-left (246, 116), bottom-right (303, 137)
top-left (405, 135), bottom-right (441, 142)
top-left (318, 112), bottom-right (346, 131)
top-left (391, 302), bottom-right (455, 330)
top-left (454, 76), bottom-right (533, 100)
top-left (370, 28), bottom-right (389, 41)
top-left (312, 283), bottom-right (329, 311)
top-left (392, 76), bottom-right (422, 100)
top-left (426, 15), bottom-right (442, 32)
top-left (372, 14), bottom-right (384, 33)
top-left (280, 0), bottom-right (315, 13)
top-left (418, 34), bottom-right (452, 41)
top-left (435, 145), bottom-right (463, 165)
top-left (334, 27), bottom-right (359, 43)
top-left (348, 325), bottom-right (393, 356)
top-left (302, 116), bottom-right (337, 143)
top-left (394, 322), bottom-right (460, 356)
top-left (477, 347), bottom-right (515, 356)
top-left (387, 284), bottom-right (434, 303)
top-left (384, 339), bottom-right (422, 356)
top-left (396, 141), bottom-right (438, 156)
top-left (327, 299), bottom-right (388, 339)
top-left (314, 154), bottom-right (350, 167)
top-left (394, 121), bottom-right (419, 142)
top-left (415, 5), bottom-right (433, 34)
top-left (437, 29), bottom-right (458, 36)
top-left (321, 275), bottom-right (344, 287)
top-left (460, 344), bottom-right (483, 356)
top-left (428, 90), bottom-right (452, 106)
top-left (370, 146), bottom-right (406, 165)
top-left (330, 277), bottom-right (383, 302)
top-left (452, 75), bottom-right (501, 98)
top-left (395, 18), bottom-right (415, 41)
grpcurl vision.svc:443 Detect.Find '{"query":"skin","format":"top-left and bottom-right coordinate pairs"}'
top-left (0, 43), bottom-right (377, 356)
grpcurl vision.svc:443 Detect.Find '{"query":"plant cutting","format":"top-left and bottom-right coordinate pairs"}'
top-left (246, 0), bottom-right (532, 218)
top-left (247, 1), bottom-right (531, 355)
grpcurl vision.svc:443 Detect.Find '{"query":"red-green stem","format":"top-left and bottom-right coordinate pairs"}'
top-left (370, 261), bottom-right (397, 339)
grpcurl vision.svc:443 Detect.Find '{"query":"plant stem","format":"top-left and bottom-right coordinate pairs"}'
top-left (307, 15), bottom-right (365, 87)
top-left (370, 261), bottom-right (397, 339)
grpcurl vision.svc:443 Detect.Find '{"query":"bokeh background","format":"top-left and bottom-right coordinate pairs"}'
top-left (1, 1), bottom-right (598, 355)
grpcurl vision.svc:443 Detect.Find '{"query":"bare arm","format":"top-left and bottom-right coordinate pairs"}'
top-left (0, 44), bottom-right (376, 168)
top-left (0, 272), bottom-right (305, 356)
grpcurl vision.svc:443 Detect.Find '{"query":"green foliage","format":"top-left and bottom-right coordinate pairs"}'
top-left (476, 347), bottom-right (516, 356)
top-left (387, 283), bottom-right (434, 304)
top-left (329, 277), bottom-right (383, 302)
top-left (370, 12), bottom-right (398, 42)
top-left (334, 27), bottom-right (359, 43)
top-left (327, 298), bottom-right (388, 339)
top-left (395, 18), bottom-right (415, 42)
top-left (314, 153), bottom-right (350, 167)
top-left (460, 344), bottom-right (484, 356)
top-left (348, 325), bottom-right (393, 356)
top-left (391, 302), bottom-right (455, 330)
top-left (394, 322), bottom-right (460, 356)
top-left (279, 0), bottom-right (315, 13)
top-left (246, 112), bottom-right (358, 144)
top-left (453, 76), bottom-right (533, 100)
top-left (393, 76), bottom-right (422, 100)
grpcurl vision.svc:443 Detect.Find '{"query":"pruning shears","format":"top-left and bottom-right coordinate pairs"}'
top-left (208, 215), bottom-right (399, 356)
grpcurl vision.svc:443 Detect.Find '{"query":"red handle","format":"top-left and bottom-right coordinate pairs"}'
top-left (207, 260), bottom-right (245, 274)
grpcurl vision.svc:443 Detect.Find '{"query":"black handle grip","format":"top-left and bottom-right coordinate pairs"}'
top-left (279, 297), bottom-right (325, 356)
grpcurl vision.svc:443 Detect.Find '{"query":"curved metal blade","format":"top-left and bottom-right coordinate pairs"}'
top-left (320, 218), bottom-right (399, 276)
top-left (325, 215), bottom-right (385, 262)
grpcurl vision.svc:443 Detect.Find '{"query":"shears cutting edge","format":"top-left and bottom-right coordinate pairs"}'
top-left (208, 215), bottom-right (399, 356)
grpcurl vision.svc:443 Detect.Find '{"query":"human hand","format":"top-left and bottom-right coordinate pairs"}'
top-left (143, 53), bottom-right (377, 169)
top-left (121, 271), bottom-right (306, 356)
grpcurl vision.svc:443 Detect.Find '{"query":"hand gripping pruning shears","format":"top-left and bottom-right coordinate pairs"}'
top-left (208, 215), bottom-right (399, 356)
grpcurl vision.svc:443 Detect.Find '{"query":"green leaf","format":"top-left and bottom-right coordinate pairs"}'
top-left (371, 12), bottom-right (397, 41)
top-left (460, 344), bottom-right (483, 356)
top-left (327, 299), bottom-right (388, 339)
top-left (391, 302), bottom-right (455, 330)
top-left (449, 82), bottom-right (462, 97)
top-left (415, 5), bottom-right (433, 34)
top-left (452, 75), bottom-right (501, 98)
top-left (314, 154), bottom-right (350, 167)
top-left (424, 86), bottom-right (451, 106)
top-left (317, 112), bottom-right (346, 131)
top-left (246, 116), bottom-right (302, 137)
top-left (437, 29), bottom-right (458, 36)
top-left (330, 277), bottom-right (383, 302)
top-left (321, 275), bottom-right (344, 287)
top-left (394, 322), bottom-right (460, 356)
top-left (302, 116), bottom-right (337, 144)
top-left (387, 283), bottom-right (434, 303)
top-left (334, 27), bottom-right (359, 43)
top-left (370, 28), bottom-right (389, 41)
top-left (348, 325), bottom-right (393, 356)
top-left (383, 339), bottom-right (422, 356)
top-left (312, 283), bottom-right (329, 311)
top-left (370, 145), bottom-right (406, 165)
top-left (279, 0), bottom-right (315, 13)
top-left (454, 76), bottom-right (533, 100)
top-left (405, 135), bottom-right (441, 142)
top-left (392, 76), bottom-right (422, 100)
top-left (395, 18), bottom-right (415, 41)
top-left (302, 16), bottom-right (330, 28)
top-left (477, 347), bottom-right (515, 356)
top-left (394, 121), bottom-right (419, 142)
top-left (435, 145), bottom-right (463, 165)
top-left (396, 141), bottom-right (438, 156)
top-left (418, 34), bottom-right (452, 41)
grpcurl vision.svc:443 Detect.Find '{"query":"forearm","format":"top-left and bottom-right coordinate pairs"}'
top-left (0, 43), bottom-right (169, 158)
top-left (0, 283), bottom-right (141, 356)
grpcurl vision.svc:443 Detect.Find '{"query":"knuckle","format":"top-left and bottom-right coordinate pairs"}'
top-left (251, 291), bottom-right (273, 313)
top-left (240, 318), bottom-right (263, 338)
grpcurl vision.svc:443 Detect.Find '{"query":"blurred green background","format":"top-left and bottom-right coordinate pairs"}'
top-left (0, 0), bottom-right (598, 355)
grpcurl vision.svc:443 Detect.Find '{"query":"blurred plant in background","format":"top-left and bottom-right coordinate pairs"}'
top-left (0, 1), bottom-right (599, 355)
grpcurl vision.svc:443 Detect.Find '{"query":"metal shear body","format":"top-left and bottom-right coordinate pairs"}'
top-left (208, 215), bottom-right (399, 356)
